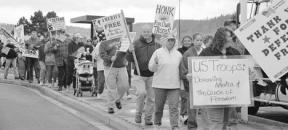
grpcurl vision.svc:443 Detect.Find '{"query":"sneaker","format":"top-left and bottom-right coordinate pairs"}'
top-left (39, 82), bottom-right (44, 86)
top-left (115, 101), bottom-right (122, 109)
top-left (135, 115), bottom-right (142, 123)
top-left (108, 108), bottom-right (114, 114)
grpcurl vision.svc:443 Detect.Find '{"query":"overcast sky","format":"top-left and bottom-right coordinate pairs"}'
top-left (0, 0), bottom-right (239, 28)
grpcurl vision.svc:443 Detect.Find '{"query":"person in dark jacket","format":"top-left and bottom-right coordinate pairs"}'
top-left (3, 43), bottom-right (19, 79)
top-left (39, 36), bottom-right (48, 85)
top-left (100, 37), bottom-right (129, 114)
top-left (178, 35), bottom-right (193, 54)
top-left (177, 35), bottom-right (193, 123)
top-left (126, 24), bottom-right (161, 125)
top-left (198, 27), bottom-right (240, 129)
top-left (67, 34), bottom-right (83, 88)
top-left (179, 33), bottom-right (205, 129)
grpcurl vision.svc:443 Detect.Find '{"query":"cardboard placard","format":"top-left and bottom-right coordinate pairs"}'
top-left (188, 56), bottom-right (252, 108)
top-left (234, 0), bottom-right (288, 82)
top-left (47, 17), bottom-right (66, 31)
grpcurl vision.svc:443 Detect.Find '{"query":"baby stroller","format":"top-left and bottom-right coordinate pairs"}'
top-left (74, 58), bottom-right (97, 97)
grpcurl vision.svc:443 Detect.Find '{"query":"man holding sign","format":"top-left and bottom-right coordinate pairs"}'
top-left (96, 12), bottom-right (131, 114)
top-left (126, 24), bottom-right (161, 125)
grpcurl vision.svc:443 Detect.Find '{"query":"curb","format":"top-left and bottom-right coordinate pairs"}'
top-left (1, 79), bottom-right (288, 129)
top-left (0, 79), bottom-right (144, 130)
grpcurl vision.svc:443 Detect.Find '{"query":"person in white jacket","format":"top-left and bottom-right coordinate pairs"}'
top-left (148, 34), bottom-right (182, 130)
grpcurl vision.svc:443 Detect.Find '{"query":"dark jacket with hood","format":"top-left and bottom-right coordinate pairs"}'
top-left (126, 35), bottom-right (161, 77)
top-left (4, 44), bottom-right (17, 59)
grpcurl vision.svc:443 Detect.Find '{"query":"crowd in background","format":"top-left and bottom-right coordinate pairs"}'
top-left (0, 19), bottom-right (245, 130)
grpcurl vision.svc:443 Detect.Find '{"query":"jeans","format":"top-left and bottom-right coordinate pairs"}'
top-left (133, 75), bottom-right (154, 121)
top-left (4, 58), bottom-right (19, 79)
top-left (39, 61), bottom-right (46, 83)
top-left (180, 90), bottom-right (188, 116)
top-left (187, 91), bottom-right (198, 128)
top-left (26, 57), bottom-right (40, 81)
top-left (97, 70), bottom-right (105, 94)
top-left (17, 57), bottom-right (26, 79)
top-left (67, 56), bottom-right (75, 86)
top-left (58, 60), bottom-right (68, 88)
top-left (154, 88), bottom-right (180, 128)
top-left (46, 65), bottom-right (57, 84)
top-left (104, 66), bottom-right (129, 108)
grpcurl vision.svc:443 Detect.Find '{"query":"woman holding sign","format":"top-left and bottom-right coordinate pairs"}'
top-left (149, 34), bottom-right (182, 130)
top-left (198, 27), bottom-right (240, 129)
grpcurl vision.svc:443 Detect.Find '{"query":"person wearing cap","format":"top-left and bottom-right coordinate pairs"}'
top-left (100, 38), bottom-right (129, 114)
top-left (148, 34), bottom-right (182, 130)
top-left (126, 24), bottom-right (161, 125)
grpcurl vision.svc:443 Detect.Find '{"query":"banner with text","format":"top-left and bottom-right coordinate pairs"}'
top-left (14, 25), bottom-right (24, 44)
top-left (22, 49), bottom-right (39, 58)
top-left (47, 17), bottom-right (66, 31)
top-left (188, 56), bottom-right (251, 108)
top-left (92, 13), bottom-right (127, 40)
top-left (234, 0), bottom-right (288, 82)
top-left (152, 4), bottom-right (176, 36)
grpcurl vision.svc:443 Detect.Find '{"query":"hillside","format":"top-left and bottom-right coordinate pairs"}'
top-left (0, 23), bottom-right (90, 38)
top-left (1, 14), bottom-right (232, 39)
top-left (133, 15), bottom-right (233, 39)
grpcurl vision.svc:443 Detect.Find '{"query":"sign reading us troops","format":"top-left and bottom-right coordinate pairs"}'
top-left (92, 13), bottom-right (127, 40)
top-left (152, 4), bottom-right (176, 36)
top-left (188, 56), bottom-right (251, 108)
top-left (47, 17), bottom-right (66, 31)
top-left (235, 0), bottom-right (288, 82)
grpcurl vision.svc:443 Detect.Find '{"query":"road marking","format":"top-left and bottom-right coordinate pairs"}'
top-left (21, 86), bottom-right (114, 130)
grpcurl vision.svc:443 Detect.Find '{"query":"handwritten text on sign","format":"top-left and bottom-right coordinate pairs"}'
top-left (234, 0), bottom-right (288, 81)
top-left (152, 4), bottom-right (175, 35)
top-left (92, 13), bottom-right (126, 40)
top-left (188, 57), bottom-right (251, 107)
top-left (47, 17), bottom-right (66, 31)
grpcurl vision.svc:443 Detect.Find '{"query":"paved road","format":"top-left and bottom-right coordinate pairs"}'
top-left (0, 83), bottom-right (112, 130)
top-left (256, 106), bottom-right (288, 124)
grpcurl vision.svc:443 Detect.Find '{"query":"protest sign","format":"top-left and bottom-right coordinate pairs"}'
top-left (47, 17), bottom-right (66, 31)
top-left (234, 0), bottom-right (288, 82)
top-left (119, 32), bottom-right (136, 52)
top-left (22, 49), bottom-right (39, 59)
top-left (152, 4), bottom-right (176, 36)
top-left (188, 56), bottom-right (251, 108)
top-left (0, 27), bottom-right (17, 45)
top-left (92, 13), bottom-right (127, 40)
top-left (14, 25), bottom-right (25, 43)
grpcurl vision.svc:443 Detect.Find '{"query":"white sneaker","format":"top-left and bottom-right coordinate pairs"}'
top-left (39, 82), bottom-right (44, 86)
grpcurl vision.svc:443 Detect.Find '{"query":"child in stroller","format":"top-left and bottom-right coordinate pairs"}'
top-left (73, 50), bottom-right (97, 97)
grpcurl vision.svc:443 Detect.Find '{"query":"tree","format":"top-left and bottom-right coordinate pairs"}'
top-left (30, 10), bottom-right (46, 34)
top-left (17, 17), bottom-right (32, 35)
top-left (45, 11), bottom-right (57, 19)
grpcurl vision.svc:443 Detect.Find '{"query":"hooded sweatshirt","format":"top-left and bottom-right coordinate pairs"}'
top-left (126, 35), bottom-right (161, 77)
top-left (148, 38), bottom-right (182, 89)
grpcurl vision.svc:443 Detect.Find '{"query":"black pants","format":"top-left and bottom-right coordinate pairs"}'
top-left (67, 56), bottom-right (75, 86)
top-left (93, 67), bottom-right (98, 90)
top-left (58, 60), bottom-right (68, 89)
top-left (26, 57), bottom-right (40, 81)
